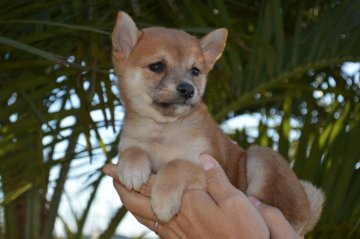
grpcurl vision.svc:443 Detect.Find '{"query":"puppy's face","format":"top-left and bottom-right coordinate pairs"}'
top-left (112, 12), bottom-right (227, 122)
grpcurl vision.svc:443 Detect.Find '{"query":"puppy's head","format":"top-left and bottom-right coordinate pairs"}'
top-left (112, 12), bottom-right (227, 122)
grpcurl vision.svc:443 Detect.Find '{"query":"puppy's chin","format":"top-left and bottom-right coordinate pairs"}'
top-left (152, 101), bottom-right (196, 118)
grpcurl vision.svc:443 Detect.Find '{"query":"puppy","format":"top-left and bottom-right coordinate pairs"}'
top-left (112, 11), bottom-right (324, 236)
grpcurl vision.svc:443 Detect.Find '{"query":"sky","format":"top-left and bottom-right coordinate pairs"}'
top-left (52, 62), bottom-right (359, 238)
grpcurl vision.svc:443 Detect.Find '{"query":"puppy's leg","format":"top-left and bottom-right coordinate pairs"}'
top-left (151, 159), bottom-right (206, 222)
top-left (117, 147), bottom-right (152, 190)
top-left (246, 146), bottom-right (311, 234)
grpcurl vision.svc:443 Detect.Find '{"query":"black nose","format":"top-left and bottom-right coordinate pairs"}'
top-left (177, 83), bottom-right (195, 99)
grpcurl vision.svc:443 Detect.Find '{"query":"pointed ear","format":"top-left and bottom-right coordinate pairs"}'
top-left (112, 11), bottom-right (140, 60)
top-left (200, 28), bottom-right (228, 68)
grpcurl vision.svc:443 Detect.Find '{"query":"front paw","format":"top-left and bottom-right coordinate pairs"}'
top-left (151, 184), bottom-right (183, 222)
top-left (117, 151), bottom-right (151, 191)
top-left (150, 159), bottom-right (206, 222)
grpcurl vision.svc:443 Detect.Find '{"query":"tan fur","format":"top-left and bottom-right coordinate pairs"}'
top-left (112, 11), bottom-right (324, 234)
top-left (246, 146), bottom-right (310, 234)
top-left (152, 159), bottom-right (207, 221)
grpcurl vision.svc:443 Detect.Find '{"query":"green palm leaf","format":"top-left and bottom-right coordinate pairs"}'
top-left (0, 0), bottom-right (359, 238)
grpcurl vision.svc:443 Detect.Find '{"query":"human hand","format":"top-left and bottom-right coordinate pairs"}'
top-left (247, 197), bottom-right (303, 239)
top-left (103, 155), bottom-right (301, 239)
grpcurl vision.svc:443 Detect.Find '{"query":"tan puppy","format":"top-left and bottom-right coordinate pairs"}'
top-left (112, 12), bottom-right (324, 235)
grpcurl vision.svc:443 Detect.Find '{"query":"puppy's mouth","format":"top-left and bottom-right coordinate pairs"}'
top-left (153, 100), bottom-right (193, 109)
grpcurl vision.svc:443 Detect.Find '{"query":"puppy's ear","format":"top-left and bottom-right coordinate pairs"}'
top-left (112, 12), bottom-right (140, 60)
top-left (200, 28), bottom-right (228, 68)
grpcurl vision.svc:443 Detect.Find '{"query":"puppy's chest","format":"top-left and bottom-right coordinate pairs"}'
top-left (121, 123), bottom-right (208, 172)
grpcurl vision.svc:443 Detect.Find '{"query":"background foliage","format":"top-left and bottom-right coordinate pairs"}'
top-left (0, 0), bottom-right (359, 238)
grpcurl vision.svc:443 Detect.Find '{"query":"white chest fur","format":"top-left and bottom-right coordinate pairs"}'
top-left (119, 118), bottom-right (209, 172)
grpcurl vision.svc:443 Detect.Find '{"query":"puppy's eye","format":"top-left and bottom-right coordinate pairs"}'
top-left (149, 62), bottom-right (165, 73)
top-left (191, 67), bottom-right (200, 77)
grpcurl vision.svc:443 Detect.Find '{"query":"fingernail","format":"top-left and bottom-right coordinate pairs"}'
top-left (199, 154), bottom-right (216, 171)
top-left (248, 196), bottom-right (262, 207)
top-left (102, 164), bottom-right (112, 175)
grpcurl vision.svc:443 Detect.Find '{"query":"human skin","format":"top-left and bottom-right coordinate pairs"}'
top-left (103, 155), bottom-right (301, 239)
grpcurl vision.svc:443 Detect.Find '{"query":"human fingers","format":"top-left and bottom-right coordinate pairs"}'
top-left (137, 175), bottom-right (155, 197)
top-left (103, 163), bottom-right (155, 197)
top-left (141, 188), bottom-right (219, 238)
top-left (249, 196), bottom-right (300, 239)
top-left (198, 154), bottom-right (244, 203)
top-left (103, 164), bottom-right (120, 183)
top-left (113, 180), bottom-right (157, 221)
top-left (134, 215), bottom-right (181, 239)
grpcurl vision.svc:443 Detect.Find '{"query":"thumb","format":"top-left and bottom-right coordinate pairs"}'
top-left (199, 154), bottom-right (242, 203)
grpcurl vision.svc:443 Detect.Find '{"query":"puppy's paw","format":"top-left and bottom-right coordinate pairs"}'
top-left (150, 159), bottom-right (207, 222)
top-left (117, 150), bottom-right (151, 191)
top-left (151, 185), bottom-right (183, 222)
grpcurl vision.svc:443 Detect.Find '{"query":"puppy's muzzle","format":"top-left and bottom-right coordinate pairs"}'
top-left (177, 83), bottom-right (194, 100)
